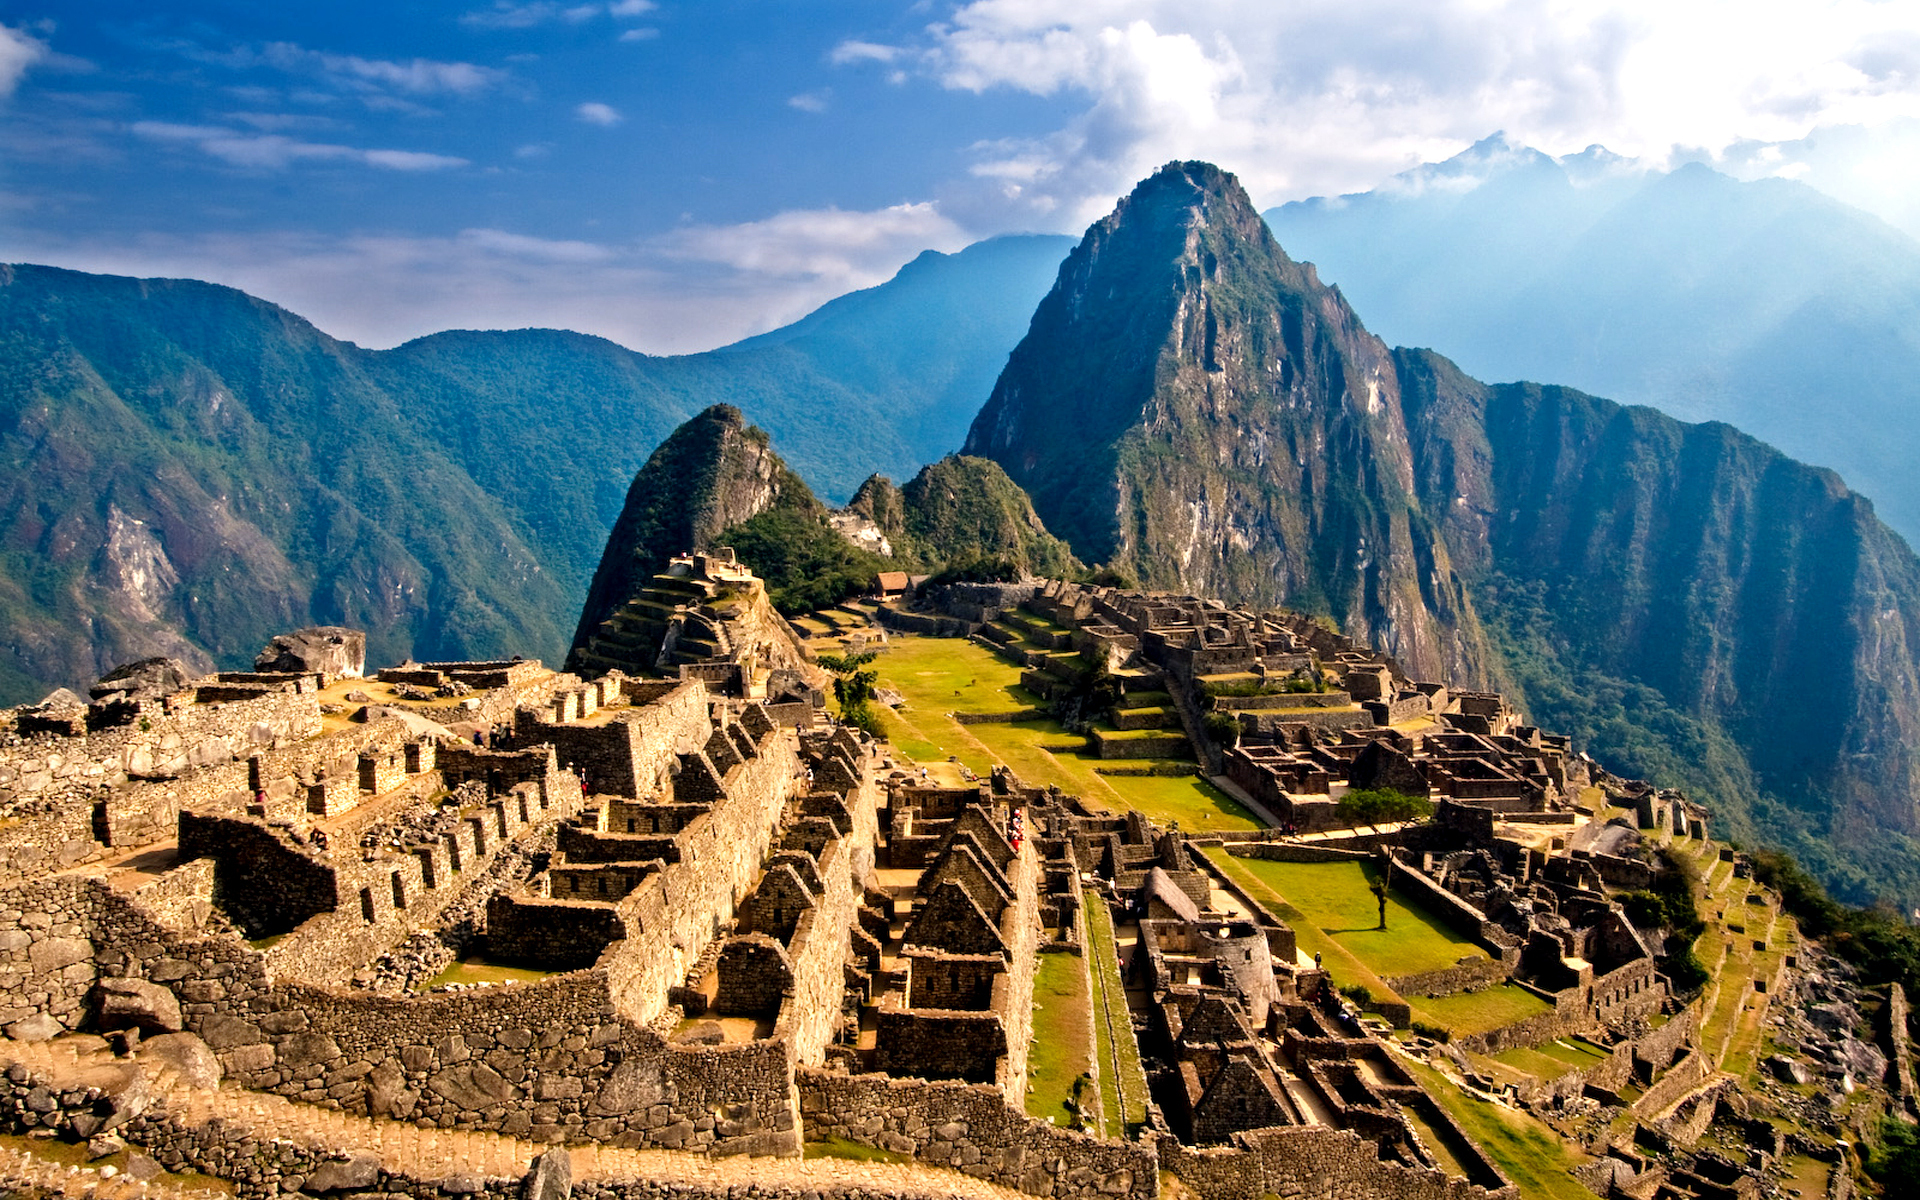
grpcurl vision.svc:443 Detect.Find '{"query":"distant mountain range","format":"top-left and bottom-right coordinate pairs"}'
top-left (1266, 134), bottom-right (1920, 545)
top-left (0, 238), bottom-right (1068, 704)
top-left (13, 150), bottom-right (1920, 907)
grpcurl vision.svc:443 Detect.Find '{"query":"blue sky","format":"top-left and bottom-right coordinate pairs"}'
top-left (6, 1), bottom-right (1920, 352)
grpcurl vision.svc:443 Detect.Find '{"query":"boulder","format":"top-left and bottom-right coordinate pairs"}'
top-left (1768, 1054), bottom-right (1810, 1085)
top-left (123, 1155), bottom-right (163, 1182)
top-left (87, 1134), bottom-right (125, 1161)
top-left (96, 978), bottom-right (183, 1033)
top-left (255, 627), bottom-right (366, 677)
top-left (6, 1013), bottom-right (64, 1042)
top-left (34, 687), bottom-right (86, 710)
top-left (522, 1148), bottom-right (571, 1200)
top-left (306, 1154), bottom-right (382, 1193)
top-left (138, 1032), bottom-right (222, 1089)
top-left (90, 657), bottom-right (195, 702)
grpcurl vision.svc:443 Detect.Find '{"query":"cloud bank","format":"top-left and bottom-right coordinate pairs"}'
top-left (836, 0), bottom-right (1920, 229)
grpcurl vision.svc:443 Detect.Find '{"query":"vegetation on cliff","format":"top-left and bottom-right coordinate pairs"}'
top-left (846, 455), bottom-right (1082, 579)
top-left (0, 241), bottom-right (1070, 702)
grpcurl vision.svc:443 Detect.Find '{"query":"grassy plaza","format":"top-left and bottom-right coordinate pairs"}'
top-left (865, 632), bottom-right (1261, 831)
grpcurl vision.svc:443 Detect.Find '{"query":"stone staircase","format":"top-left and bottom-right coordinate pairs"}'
top-left (3, 1036), bottom-right (1033, 1200)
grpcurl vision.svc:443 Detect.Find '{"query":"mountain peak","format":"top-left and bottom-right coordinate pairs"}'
top-left (963, 162), bottom-right (1482, 683)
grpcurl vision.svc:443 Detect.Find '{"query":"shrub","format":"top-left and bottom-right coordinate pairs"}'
top-left (1338, 983), bottom-right (1374, 1006)
top-left (1080, 564), bottom-right (1137, 589)
top-left (1662, 945), bottom-right (1710, 993)
top-left (838, 701), bottom-right (886, 738)
top-left (926, 554), bottom-right (1021, 586)
top-left (1869, 1115), bottom-right (1920, 1184)
top-left (1410, 1020), bottom-right (1451, 1043)
top-left (1202, 711), bottom-right (1242, 748)
top-left (1335, 788), bottom-right (1434, 826)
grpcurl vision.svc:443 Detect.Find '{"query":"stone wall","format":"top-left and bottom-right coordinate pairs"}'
top-left (1159, 1124), bottom-right (1515, 1200)
top-left (603, 733), bottom-right (804, 1027)
top-left (512, 682), bottom-right (709, 798)
top-left (1385, 955), bottom-right (1510, 1001)
top-left (798, 1068), bottom-right (1154, 1200)
top-left (0, 1057), bottom-right (1023, 1200)
top-left (773, 764), bottom-right (880, 1068)
top-left (0, 688), bottom-right (332, 881)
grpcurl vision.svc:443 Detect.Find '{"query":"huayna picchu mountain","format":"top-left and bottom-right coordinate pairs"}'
top-left (968, 161), bottom-right (1920, 906)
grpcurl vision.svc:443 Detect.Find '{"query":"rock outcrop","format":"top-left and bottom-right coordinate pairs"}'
top-left (254, 627), bottom-right (366, 677)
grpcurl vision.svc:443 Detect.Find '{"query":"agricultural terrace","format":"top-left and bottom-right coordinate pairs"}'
top-left (1212, 853), bottom-right (1553, 1039)
top-left (863, 632), bottom-right (1261, 832)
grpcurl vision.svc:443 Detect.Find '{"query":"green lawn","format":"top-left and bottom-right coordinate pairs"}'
top-left (1083, 892), bottom-right (1149, 1138)
top-left (803, 1137), bottom-right (911, 1164)
top-left (1401, 1057), bottom-right (1595, 1200)
top-left (426, 958), bottom-right (555, 988)
top-left (869, 635), bottom-right (1260, 831)
top-left (1229, 857), bottom-right (1487, 978)
top-left (1493, 1036), bottom-right (1612, 1080)
top-left (1026, 951), bottom-right (1097, 1127)
top-left (1406, 986), bottom-right (1553, 1037)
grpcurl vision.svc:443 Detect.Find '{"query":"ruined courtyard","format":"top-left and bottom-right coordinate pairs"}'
top-left (0, 555), bottom-right (1897, 1200)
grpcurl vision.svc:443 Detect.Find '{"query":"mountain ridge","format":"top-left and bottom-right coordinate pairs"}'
top-left (0, 238), bottom-right (1070, 703)
top-left (968, 160), bottom-right (1920, 906)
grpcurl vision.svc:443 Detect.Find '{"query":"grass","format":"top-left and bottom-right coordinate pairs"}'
top-left (1401, 1057), bottom-right (1595, 1200)
top-left (1026, 951), bottom-right (1097, 1127)
top-left (1082, 891), bottom-right (1149, 1138)
top-left (1228, 857), bottom-right (1487, 978)
top-left (1401, 1104), bottom-right (1476, 1180)
top-left (1409, 986), bottom-right (1554, 1038)
top-left (803, 1137), bottom-right (911, 1164)
top-left (870, 634), bottom-right (1261, 831)
top-left (0, 1132), bottom-right (234, 1196)
top-left (426, 958), bottom-right (555, 988)
top-left (1493, 1036), bottom-right (1613, 1081)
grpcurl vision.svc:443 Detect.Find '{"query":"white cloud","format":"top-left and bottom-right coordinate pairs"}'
top-left (0, 23), bottom-right (46, 97)
top-left (657, 201), bottom-right (968, 282)
top-left (831, 40), bottom-right (902, 65)
top-left (259, 43), bottom-right (505, 97)
top-left (132, 120), bottom-right (467, 172)
top-left (0, 217), bottom-right (949, 355)
top-left (788, 90), bottom-right (830, 113)
top-left (463, 2), bottom-right (654, 29)
top-left (575, 101), bottom-right (622, 125)
top-left (457, 228), bottom-right (610, 262)
top-left (842, 0), bottom-right (1920, 230)
top-left (619, 28), bottom-right (661, 42)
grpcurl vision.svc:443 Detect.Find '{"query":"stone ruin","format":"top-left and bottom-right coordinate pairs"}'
top-left (0, 565), bottom-right (1879, 1200)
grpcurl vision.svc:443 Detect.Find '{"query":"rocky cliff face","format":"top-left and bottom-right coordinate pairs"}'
top-left (967, 160), bottom-right (1920, 905)
top-left (1398, 352), bottom-right (1920, 901)
top-left (965, 161), bottom-right (1490, 684)
top-left (568, 404), bottom-right (814, 662)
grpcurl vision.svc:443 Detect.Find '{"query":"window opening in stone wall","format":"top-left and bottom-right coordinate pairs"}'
top-left (360, 887), bottom-right (375, 922)
top-left (391, 872), bottom-right (406, 909)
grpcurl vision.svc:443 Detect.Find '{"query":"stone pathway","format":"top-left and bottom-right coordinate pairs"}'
top-left (4, 1037), bottom-right (1035, 1200)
